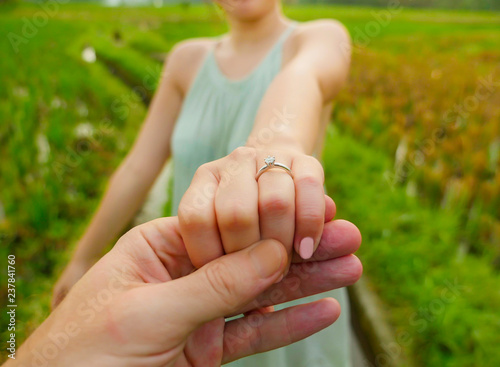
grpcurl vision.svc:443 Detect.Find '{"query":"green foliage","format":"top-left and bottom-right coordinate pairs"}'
top-left (297, 0), bottom-right (500, 11)
top-left (0, 4), bottom-right (499, 366)
top-left (0, 10), bottom-right (147, 346)
top-left (324, 127), bottom-right (500, 366)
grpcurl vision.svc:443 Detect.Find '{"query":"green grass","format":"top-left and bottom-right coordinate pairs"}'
top-left (0, 3), bottom-right (499, 366)
top-left (324, 126), bottom-right (500, 366)
top-left (0, 11), bottom-right (147, 348)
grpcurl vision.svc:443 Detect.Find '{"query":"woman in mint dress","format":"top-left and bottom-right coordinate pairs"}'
top-left (53, 1), bottom-right (355, 366)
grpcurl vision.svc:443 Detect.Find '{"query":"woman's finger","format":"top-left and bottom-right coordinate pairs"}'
top-left (257, 154), bottom-right (295, 259)
top-left (215, 148), bottom-right (260, 254)
top-left (178, 163), bottom-right (223, 268)
top-left (291, 155), bottom-right (326, 259)
top-left (51, 287), bottom-right (67, 309)
top-left (292, 219), bottom-right (361, 263)
top-left (222, 299), bottom-right (340, 364)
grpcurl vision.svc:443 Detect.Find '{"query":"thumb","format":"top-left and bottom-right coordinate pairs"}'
top-left (157, 239), bottom-right (286, 333)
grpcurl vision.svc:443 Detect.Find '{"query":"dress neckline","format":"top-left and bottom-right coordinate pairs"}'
top-left (208, 23), bottom-right (296, 86)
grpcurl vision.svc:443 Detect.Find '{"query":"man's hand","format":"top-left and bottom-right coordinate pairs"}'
top-left (8, 215), bottom-right (361, 367)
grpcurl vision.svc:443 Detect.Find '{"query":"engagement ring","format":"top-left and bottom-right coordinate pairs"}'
top-left (255, 156), bottom-right (293, 180)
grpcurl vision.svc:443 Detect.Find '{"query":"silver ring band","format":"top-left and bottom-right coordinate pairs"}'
top-left (256, 156), bottom-right (293, 180)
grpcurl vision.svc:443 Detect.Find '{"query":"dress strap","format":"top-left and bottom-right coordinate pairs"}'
top-left (276, 22), bottom-right (298, 47)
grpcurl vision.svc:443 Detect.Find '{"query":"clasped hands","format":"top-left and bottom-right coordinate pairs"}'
top-left (13, 148), bottom-right (362, 367)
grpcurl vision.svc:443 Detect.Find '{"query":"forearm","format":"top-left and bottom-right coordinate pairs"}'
top-left (247, 21), bottom-right (350, 155)
top-left (246, 67), bottom-right (324, 155)
top-left (71, 160), bottom-right (162, 263)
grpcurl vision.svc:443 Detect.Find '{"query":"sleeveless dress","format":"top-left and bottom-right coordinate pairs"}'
top-left (171, 25), bottom-right (352, 367)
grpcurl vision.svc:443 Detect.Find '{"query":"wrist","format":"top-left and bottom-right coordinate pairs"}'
top-left (69, 252), bottom-right (97, 267)
top-left (70, 239), bottom-right (101, 265)
top-left (245, 140), bottom-right (305, 156)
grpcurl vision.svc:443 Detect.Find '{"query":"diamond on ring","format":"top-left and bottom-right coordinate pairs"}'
top-left (256, 156), bottom-right (293, 180)
top-left (264, 156), bottom-right (275, 166)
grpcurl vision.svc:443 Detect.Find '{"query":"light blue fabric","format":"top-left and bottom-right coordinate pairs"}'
top-left (171, 24), bottom-right (351, 367)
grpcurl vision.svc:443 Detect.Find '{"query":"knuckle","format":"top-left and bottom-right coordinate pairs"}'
top-left (123, 225), bottom-right (142, 241)
top-left (300, 204), bottom-right (324, 224)
top-left (193, 162), bottom-right (214, 180)
top-left (295, 156), bottom-right (325, 183)
top-left (230, 146), bottom-right (256, 161)
top-left (218, 203), bottom-right (256, 230)
top-left (178, 202), bottom-right (209, 230)
top-left (295, 173), bottom-right (322, 189)
top-left (198, 162), bottom-right (213, 173)
top-left (204, 262), bottom-right (239, 309)
top-left (260, 194), bottom-right (293, 216)
top-left (304, 155), bottom-right (323, 170)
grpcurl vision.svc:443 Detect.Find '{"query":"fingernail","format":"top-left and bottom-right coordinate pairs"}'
top-left (250, 241), bottom-right (284, 279)
top-left (299, 237), bottom-right (314, 259)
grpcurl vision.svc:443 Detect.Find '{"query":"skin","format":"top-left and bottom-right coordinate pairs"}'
top-left (52, 0), bottom-right (352, 307)
top-left (6, 203), bottom-right (362, 367)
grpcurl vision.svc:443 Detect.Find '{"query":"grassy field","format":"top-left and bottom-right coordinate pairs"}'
top-left (1, 3), bottom-right (499, 366)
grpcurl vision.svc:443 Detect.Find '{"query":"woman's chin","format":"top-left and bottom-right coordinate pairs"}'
top-left (220, 0), bottom-right (277, 21)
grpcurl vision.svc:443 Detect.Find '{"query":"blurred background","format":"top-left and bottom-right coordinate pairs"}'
top-left (0, 0), bottom-right (499, 366)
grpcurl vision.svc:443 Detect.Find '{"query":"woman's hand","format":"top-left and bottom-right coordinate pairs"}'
top-left (178, 147), bottom-right (327, 268)
top-left (51, 257), bottom-right (94, 309)
top-left (11, 217), bottom-right (361, 367)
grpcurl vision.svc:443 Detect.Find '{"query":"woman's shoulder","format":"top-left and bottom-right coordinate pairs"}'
top-left (282, 19), bottom-right (350, 67)
top-left (292, 19), bottom-right (350, 43)
top-left (166, 37), bottom-right (217, 92)
top-left (167, 37), bottom-right (216, 66)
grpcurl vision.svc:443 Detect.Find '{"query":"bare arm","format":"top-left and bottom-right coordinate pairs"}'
top-left (51, 42), bottom-right (196, 307)
top-left (247, 20), bottom-right (351, 154)
top-left (71, 56), bottom-right (183, 263)
top-left (244, 20), bottom-right (352, 258)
